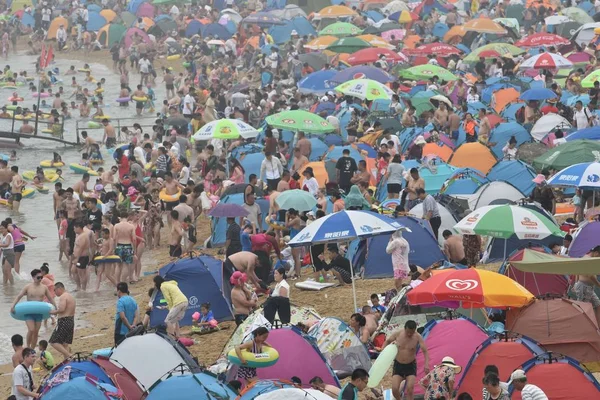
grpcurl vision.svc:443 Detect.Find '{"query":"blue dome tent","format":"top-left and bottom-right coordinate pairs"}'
top-left (487, 160), bottom-right (537, 196)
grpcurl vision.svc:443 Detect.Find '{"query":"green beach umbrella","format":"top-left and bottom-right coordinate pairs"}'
top-left (266, 110), bottom-right (334, 133)
top-left (326, 37), bottom-right (371, 54)
top-left (582, 70), bottom-right (600, 88)
top-left (397, 64), bottom-right (458, 82)
top-left (454, 205), bottom-right (563, 240)
top-left (562, 7), bottom-right (594, 24)
top-left (275, 189), bottom-right (317, 211)
top-left (532, 140), bottom-right (600, 171)
top-left (335, 78), bottom-right (394, 100)
top-left (192, 119), bottom-right (260, 141)
top-left (319, 22), bottom-right (363, 37)
top-left (464, 43), bottom-right (524, 63)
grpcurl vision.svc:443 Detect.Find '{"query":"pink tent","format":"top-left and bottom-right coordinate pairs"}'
top-left (415, 318), bottom-right (488, 395)
top-left (123, 27), bottom-right (151, 49)
top-left (256, 327), bottom-right (340, 387)
top-left (136, 3), bottom-right (155, 18)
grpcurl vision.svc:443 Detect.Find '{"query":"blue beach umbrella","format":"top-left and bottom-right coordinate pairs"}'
top-left (547, 162), bottom-right (600, 188)
top-left (298, 70), bottom-right (337, 94)
top-left (520, 88), bottom-right (559, 101)
top-left (331, 65), bottom-right (393, 84)
top-left (565, 127), bottom-right (600, 142)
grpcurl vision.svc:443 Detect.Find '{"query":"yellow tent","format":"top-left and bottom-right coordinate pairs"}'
top-left (10, 0), bottom-right (28, 12)
top-left (47, 16), bottom-right (69, 40)
top-left (100, 10), bottom-right (117, 23)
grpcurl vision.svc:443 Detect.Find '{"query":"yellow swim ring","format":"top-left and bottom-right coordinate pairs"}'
top-left (159, 188), bottom-right (181, 203)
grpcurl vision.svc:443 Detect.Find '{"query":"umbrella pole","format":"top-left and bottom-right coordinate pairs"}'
top-left (350, 258), bottom-right (358, 312)
top-left (503, 238), bottom-right (507, 261)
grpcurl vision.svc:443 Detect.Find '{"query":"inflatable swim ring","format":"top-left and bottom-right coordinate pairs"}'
top-left (21, 188), bottom-right (35, 199)
top-left (69, 163), bottom-right (99, 176)
top-left (23, 170), bottom-right (59, 183)
top-left (159, 189), bottom-right (182, 203)
top-left (144, 163), bottom-right (156, 171)
top-left (90, 159), bottom-right (104, 165)
top-left (115, 97), bottom-right (131, 103)
top-left (42, 128), bottom-right (53, 134)
top-left (0, 198), bottom-right (7, 207)
top-left (167, 54), bottom-right (181, 61)
top-left (182, 62), bottom-right (191, 68)
top-left (40, 160), bottom-right (65, 168)
top-left (93, 255), bottom-right (121, 264)
top-left (36, 186), bottom-right (49, 194)
top-left (93, 115), bottom-right (111, 120)
top-left (92, 348), bottom-right (112, 358)
top-left (95, 88), bottom-right (104, 94)
top-left (87, 121), bottom-right (101, 129)
top-left (3, 86), bottom-right (17, 90)
top-left (32, 92), bottom-right (49, 98)
top-left (8, 97), bottom-right (23, 102)
top-left (25, 77), bottom-right (34, 81)
top-left (6, 105), bottom-right (17, 110)
top-left (227, 347), bottom-right (279, 368)
top-left (78, 68), bottom-right (91, 72)
top-left (131, 96), bottom-right (148, 102)
top-left (265, 215), bottom-right (286, 231)
top-left (11, 301), bottom-right (53, 321)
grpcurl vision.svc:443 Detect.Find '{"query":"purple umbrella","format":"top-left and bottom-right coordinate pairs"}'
top-left (208, 203), bottom-right (249, 218)
top-left (331, 66), bottom-right (394, 84)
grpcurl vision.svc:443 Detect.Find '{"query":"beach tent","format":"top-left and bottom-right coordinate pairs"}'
top-left (440, 168), bottom-right (489, 196)
top-left (86, 11), bottom-right (107, 31)
top-left (506, 298), bottom-right (600, 370)
top-left (110, 332), bottom-right (201, 389)
top-left (40, 358), bottom-right (113, 393)
top-left (150, 256), bottom-right (233, 328)
top-left (572, 22), bottom-right (600, 46)
top-left (287, 0), bottom-right (332, 13)
top-left (239, 152), bottom-right (265, 181)
top-left (482, 233), bottom-right (563, 263)
top-left (467, 181), bottom-right (525, 210)
top-left (20, 12), bottom-right (34, 28)
top-left (530, 113), bottom-right (572, 141)
top-left (100, 9), bottom-right (117, 23)
top-left (486, 160), bottom-right (536, 196)
top-left (417, 159), bottom-right (458, 195)
top-left (40, 377), bottom-right (120, 400)
top-left (47, 16), bottom-right (69, 39)
top-left (409, 200), bottom-right (460, 246)
top-left (499, 247), bottom-right (569, 296)
top-left (268, 16), bottom-right (316, 44)
top-left (229, 327), bottom-right (340, 387)
top-left (308, 317), bottom-right (371, 377)
top-left (306, 137), bottom-right (330, 161)
top-left (201, 23), bottom-right (233, 39)
top-left (298, 161), bottom-right (329, 187)
top-left (488, 123), bottom-right (532, 159)
top-left (414, 317), bottom-right (488, 396)
top-left (136, 2), bottom-right (155, 18)
top-left (349, 216), bottom-right (447, 278)
top-left (185, 19), bottom-right (204, 37)
top-left (569, 220), bottom-right (600, 257)
top-left (238, 380), bottom-right (296, 400)
top-left (127, 0), bottom-right (146, 13)
top-left (146, 372), bottom-right (236, 399)
top-left (98, 23), bottom-right (127, 47)
top-left (509, 353), bottom-right (600, 399)
top-left (221, 304), bottom-right (321, 357)
top-left (93, 357), bottom-right (145, 399)
top-left (449, 142), bottom-right (497, 174)
top-left (122, 27), bottom-right (151, 49)
top-left (209, 193), bottom-right (270, 246)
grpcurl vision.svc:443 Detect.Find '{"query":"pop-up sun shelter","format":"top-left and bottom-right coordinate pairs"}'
top-left (569, 220), bottom-right (600, 258)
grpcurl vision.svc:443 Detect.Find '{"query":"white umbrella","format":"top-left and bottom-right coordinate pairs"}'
top-left (545, 15), bottom-right (571, 25)
top-left (519, 53), bottom-right (573, 70)
top-left (256, 388), bottom-right (333, 400)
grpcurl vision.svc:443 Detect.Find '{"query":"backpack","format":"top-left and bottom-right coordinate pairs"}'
top-left (515, 106), bottom-right (525, 124)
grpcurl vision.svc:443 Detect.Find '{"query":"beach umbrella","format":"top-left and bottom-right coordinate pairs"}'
top-left (381, 29), bottom-right (405, 41)
top-left (347, 47), bottom-right (407, 65)
top-left (256, 388), bottom-right (333, 400)
top-left (463, 18), bottom-right (508, 34)
top-left (266, 110), bottom-right (334, 133)
top-left (581, 69), bottom-right (600, 88)
top-left (331, 66), bottom-right (393, 83)
top-left (304, 35), bottom-right (337, 50)
top-left (288, 210), bottom-right (405, 310)
top-left (207, 203), bottom-right (249, 218)
top-left (547, 162), bottom-right (600, 189)
top-left (406, 268), bottom-right (534, 308)
top-left (519, 88), bottom-right (559, 101)
top-left (193, 119), bottom-right (260, 141)
top-left (363, 22), bottom-right (404, 34)
top-left (243, 12), bottom-right (285, 26)
top-left (382, 0), bottom-right (409, 14)
top-left (519, 53), bottom-right (573, 70)
top-left (404, 42), bottom-right (462, 56)
top-left (318, 21), bottom-right (362, 37)
top-left (515, 33), bottom-right (571, 47)
top-left (545, 15), bottom-right (571, 25)
top-left (397, 64), bottom-right (458, 81)
top-left (268, 4), bottom-right (307, 20)
top-left (532, 140), bottom-right (600, 170)
top-left (389, 10), bottom-right (418, 23)
top-left (275, 189), bottom-right (317, 211)
top-left (297, 70), bottom-right (337, 94)
top-left (494, 17), bottom-right (520, 30)
top-left (317, 5), bottom-right (357, 18)
top-left (298, 52), bottom-right (330, 70)
top-left (443, 25), bottom-right (467, 42)
top-left (326, 37), bottom-right (371, 54)
top-left (335, 78), bottom-right (394, 100)
top-left (356, 34), bottom-right (393, 49)
top-left (562, 6), bottom-right (594, 24)
top-left (463, 43), bottom-right (524, 62)
top-left (567, 51), bottom-right (594, 66)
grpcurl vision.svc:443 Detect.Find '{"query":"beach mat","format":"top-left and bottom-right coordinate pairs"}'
top-left (295, 281), bottom-right (336, 291)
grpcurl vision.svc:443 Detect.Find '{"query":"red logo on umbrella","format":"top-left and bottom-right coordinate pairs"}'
top-left (445, 279), bottom-right (479, 291)
top-left (282, 119), bottom-right (296, 124)
top-left (353, 73), bottom-right (366, 79)
top-left (520, 217), bottom-right (538, 228)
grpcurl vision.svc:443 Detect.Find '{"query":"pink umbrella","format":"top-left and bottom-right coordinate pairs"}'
top-left (381, 29), bottom-right (405, 41)
top-left (567, 52), bottom-right (593, 64)
top-left (515, 33), bottom-right (570, 47)
top-left (136, 3), bottom-right (155, 18)
top-left (347, 48), bottom-right (408, 65)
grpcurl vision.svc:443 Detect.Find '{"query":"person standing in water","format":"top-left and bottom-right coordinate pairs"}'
top-left (48, 282), bottom-right (76, 359)
top-left (10, 269), bottom-right (57, 349)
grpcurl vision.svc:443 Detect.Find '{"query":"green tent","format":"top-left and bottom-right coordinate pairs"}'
top-left (532, 140), bottom-right (600, 170)
top-left (98, 23), bottom-right (126, 47)
top-left (512, 249), bottom-right (600, 274)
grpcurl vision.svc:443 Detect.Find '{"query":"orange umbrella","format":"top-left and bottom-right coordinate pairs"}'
top-left (357, 34), bottom-right (393, 49)
top-left (317, 5), bottom-right (358, 18)
top-left (100, 9), bottom-right (116, 23)
top-left (463, 18), bottom-right (508, 34)
top-left (305, 35), bottom-right (338, 50)
top-left (423, 143), bottom-right (454, 162)
top-left (141, 17), bottom-right (154, 31)
top-left (403, 34), bottom-right (421, 49)
top-left (443, 25), bottom-right (467, 42)
top-left (244, 36), bottom-right (260, 48)
top-left (492, 88), bottom-right (520, 114)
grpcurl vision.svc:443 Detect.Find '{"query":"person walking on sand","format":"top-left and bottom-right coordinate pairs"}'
top-left (153, 275), bottom-right (188, 338)
top-left (48, 282), bottom-right (75, 359)
top-left (114, 282), bottom-right (139, 346)
top-left (12, 347), bottom-right (39, 399)
top-left (386, 229), bottom-right (410, 290)
top-left (113, 211), bottom-right (136, 283)
top-left (380, 320), bottom-right (430, 400)
top-left (10, 269), bottom-right (57, 349)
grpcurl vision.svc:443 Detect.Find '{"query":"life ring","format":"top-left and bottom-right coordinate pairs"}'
top-left (69, 163), bottom-right (99, 176)
top-left (132, 96), bottom-right (147, 102)
top-left (93, 115), bottom-right (111, 120)
top-left (3, 86), bottom-right (17, 90)
top-left (36, 186), bottom-right (49, 194)
top-left (40, 160), bottom-right (64, 168)
top-left (87, 121), bottom-right (101, 128)
top-left (21, 188), bottom-right (35, 198)
top-left (22, 170), bottom-right (59, 183)
top-left (11, 301), bottom-right (53, 321)
top-left (167, 54), bottom-right (181, 61)
top-left (93, 255), bottom-right (121, 264)
top-left (95, 88), bottom-right (104, 94)
top-left (144, 162), bottom-right (156, 171)
top-left (227, 347), bottom-right (279, 368)
top-left (115, 97), bottom-right (131, 103)
top-left (90, 159), bottom-right (104, 165)
top-left (78, 68), bottom-right (91, 72)
top-left (8, 97), bottom-right (23, 102)
top-left (42, 128), bottom-right (53, 133)
top-left (265, 215), bottom-right (286, 231)
top-left (32, 92), bottom-right (49, 98)
top-left (182, 62), bottom-right (191, 68)
top-left (159, 188), bottom-right (181, 203)
top-left (6, 104), bottom-right (17, 110)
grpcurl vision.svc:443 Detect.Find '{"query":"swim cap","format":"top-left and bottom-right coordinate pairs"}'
top-left (94, 184), bottom-right (104, 191)
top-left (230, 271), bottom-right (247, 285)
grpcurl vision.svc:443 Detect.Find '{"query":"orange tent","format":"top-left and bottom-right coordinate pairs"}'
top-left (448, 142), bottom-right (497, 174)
top-left (298, 162), bottom-right (329, 188)
top-left (423, 143), bottom-right (454, 162)
top-left (141, 17), bottom-right (155, 31)
top-left (100, 9), bottom-right (116, 23)
top-left (443, 25), bottom-right (467, 43)
top-left (47, 16), bottom-right (69, 40)
top-left (492, 88), bottom-right (520, 114)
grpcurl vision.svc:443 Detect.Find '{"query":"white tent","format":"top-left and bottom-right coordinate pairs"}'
top-left (410, 202), bottom-right (460, 246)
top-left (467, 181), bottom-right (525, 210)
top-left (572, 22), bottom-right (600, 46)
top-left (382, 0), bottom-right (409, 14)
top-left (530, 113), bottom-right (571, 141)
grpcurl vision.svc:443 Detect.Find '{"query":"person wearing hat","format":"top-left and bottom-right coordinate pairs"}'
top-left (508, 369), bottom-right (548, 399)
top-left (418, 356), bottom-right (461, 400)
top-left (529, 174), bottom-right (555, 215)
top-left (407, 136), bottom-right (426, 160)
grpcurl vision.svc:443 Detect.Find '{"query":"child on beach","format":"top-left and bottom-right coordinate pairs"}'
top-left (234, 326), bottom-right (272, 381)
top-left (9, 150), bottom-right (16, 161)
top-left (79, 153), bottom-right (90, 168)
top-left (38, 340), bottom-right (54, 371)
top-left (31, 176), bottom-right (44, 191)
top-left (97, 228), bottom-right (117, 292)
top-left (89, 143), bottom-right (103, 164)
top-left (193, 303), bottom-right (218, 332)
top-left (58, 211), bottom-right (68, 260)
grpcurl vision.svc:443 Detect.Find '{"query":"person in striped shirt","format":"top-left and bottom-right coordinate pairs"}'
top-left (509, 370), bottom-right (548, 400)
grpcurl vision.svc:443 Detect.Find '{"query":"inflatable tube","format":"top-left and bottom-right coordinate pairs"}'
top-left (22, 188), bottom-right (35, 198)
top-left (555, 202), bottom-right (575, 215)
top-left (78, 68), bottom-right (91, 72)
top-left (265, 215), bottom-right (286, 231)
top-left (3, 86), bottom-right (17, 90)
top-left (40, 160), bottom-right (64, 168)
top-left (95, 88), bottom-right (104, 94)
top-left (8, 97), bottom-right (23, 102)
top-left (182, 62), bottom-right (191, 68)
top-left (227, 347), bottom-right (279, 368)
top-left (6, 105), bottom-right (17, 110)
top-left (178, 337), bottom-right (194, 347)
top-left (32, 92), bottom-right (49, 98)
top-left (42, 129), bottom-right (53, 134)
top-left (368, 344), bottom-right (398, 387)
top-left (11, 301), bottom-right (52, 321)
top-left (26, 77), bottom-right (34, 81)
top-left (87, 121), bottom-right (101, 129)
top-left (90, 159), bottom-right (103, 165)
top-left (0, 198), bottom-right (7, 206)
top-left (36, 186), bottom-right (49, 194)
top-left (167, 54), bottom-right (181, 61)
top-left (144, 163), bottom-right (156, 171)
top-left (115, 97), bottom-right (130, 103)
top-left (23, 170), bottom-right (59, 183)
top-left (93, 115), bottom-right (111, 120)
top-left (131, 96), bottom-right (147, 102)
top-left (69, 163), bottom-right (99, 175)
top-left (159, 189), bottom-right (181, 203)
top-left (92, 348), bottom-right (112, 358)
top-left (93, 255), bottom-right (121, 264)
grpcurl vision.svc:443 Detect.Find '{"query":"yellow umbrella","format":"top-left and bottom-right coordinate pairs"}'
top-left (398, 10), bottom-right (416, 23)
top-left (305, 35), bottom-right (338, 50)
top-left (141, 17), bottom-right (155, 31)
top-left (317, 5), bottom-right (358, 18)
top-left (100, 9), bottom-right (117, 23)
top-left (357, 34), bottom-right (394, 49)
top-left (463, 18), bottom-right (508, 34)
top-left (443, 25), bottom-right (467, 42)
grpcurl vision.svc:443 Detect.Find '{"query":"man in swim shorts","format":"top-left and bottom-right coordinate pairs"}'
top-left (154, 276), bottom-right (188, 337)
top-left (72, 221), bottom-right (93, 291)
top-left (49, 282), bottom-right (76, 358)
top-left (380, 320), bottom-right (429, 400)
top-left (113, 211), bottom-right (136, 284)
top-left (10, 269), bottom-right (57, 349)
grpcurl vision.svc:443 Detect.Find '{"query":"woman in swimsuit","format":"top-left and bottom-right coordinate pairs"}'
top-left (234, 326), bottom-right (272, 382)
top-left (285, 209), bottom-right (304, 279)
top-left (144, 190), bottom-right (163, 249)
top-left (130, 211), bottom-right (146, 282)
top-left (5, 218), bottom-right (35, 275)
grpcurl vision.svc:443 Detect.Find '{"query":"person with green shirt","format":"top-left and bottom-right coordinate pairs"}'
top-left (38, 340), bottom-right (54, 371)
top-left (339, 368), bottom-right (369, 400)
